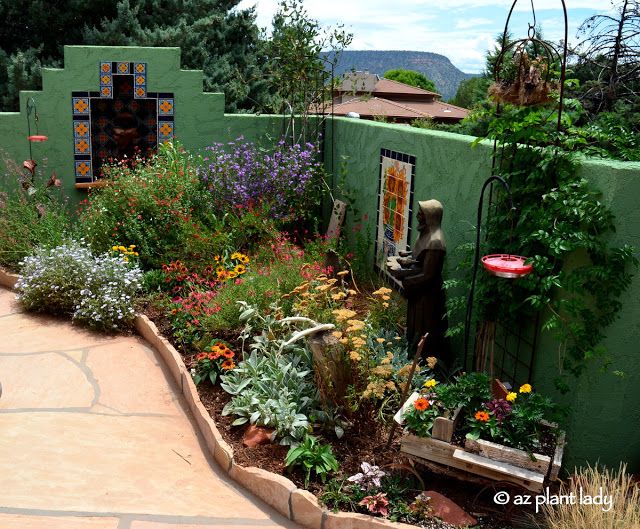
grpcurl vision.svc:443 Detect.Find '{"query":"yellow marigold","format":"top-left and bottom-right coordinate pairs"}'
top-left (426, 357), bottom-right (438, 369)
top-left (111, 245), bottom-right (119, 251)
top-left (118, 246), bottom-right (126, 252)
top-left (506, 392), bottom-right (518, 402)
top-left (129, 244), bottom-right (136, 249)
top-left (423, 378), bottom-right (437, 389)
top-left (519, 383), bottom-right (532, 393)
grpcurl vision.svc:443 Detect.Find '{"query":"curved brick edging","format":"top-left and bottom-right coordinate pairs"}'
top-left (0, 265), bottom-right (415, 529)
top-left (134, 314), bottom-right (418, 529)
top-left (0, 269), bottom-right (19, 289)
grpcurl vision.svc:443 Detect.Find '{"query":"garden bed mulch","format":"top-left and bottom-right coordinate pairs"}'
top-left (197, 382), bottom-right (539, 529)
top-left (139, 303), bottom-right (540, 529)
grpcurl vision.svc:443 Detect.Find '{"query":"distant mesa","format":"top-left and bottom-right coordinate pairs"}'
top-left (324, 50), bottom-right (476, 101)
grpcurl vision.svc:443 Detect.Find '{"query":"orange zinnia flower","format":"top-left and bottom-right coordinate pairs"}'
top-left (208, 353), bottom-right (218, 360)
top-left (196, 352), bottom-right (207, 361)
top-left (221, 359), bottom-right (235, 370)
top-left (223, 350), bottom-right (234, 359)
top-left (475, 410), bottom-right (490, 422)
top-left (413, 397), bottom-right (430, 411)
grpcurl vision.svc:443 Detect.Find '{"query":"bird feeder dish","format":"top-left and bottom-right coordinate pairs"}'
top-left (27, 135), bottom-right (48, 142)
top-left (482, 254), bottom-right (532, 279)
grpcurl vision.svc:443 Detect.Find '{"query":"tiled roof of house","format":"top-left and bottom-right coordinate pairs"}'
top-left (373, 78), bottom-right (440, 98)
top-left (328, 96), bottom-right (468, 121)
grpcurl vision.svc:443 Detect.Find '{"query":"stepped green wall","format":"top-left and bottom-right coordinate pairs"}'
top-left (325, 116), bottom-right (640, 473)
top-left (0, 46), bottom-right (284, 204)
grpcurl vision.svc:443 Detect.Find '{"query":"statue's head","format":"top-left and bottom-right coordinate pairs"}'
top-left (417, 199), bottom-right (443, 231)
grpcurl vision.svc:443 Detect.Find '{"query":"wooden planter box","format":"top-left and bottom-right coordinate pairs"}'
top-left (400, 423), bottom-right (565, 493)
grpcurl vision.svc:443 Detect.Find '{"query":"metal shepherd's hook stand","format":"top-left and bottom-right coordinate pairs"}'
top-left (463, 176), bottom-right (515, 371)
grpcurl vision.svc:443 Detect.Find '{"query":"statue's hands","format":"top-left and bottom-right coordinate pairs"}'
top-left (398, 251), bottom-right (412, 257)
top-left (397, 257), bottom-right (419, 267)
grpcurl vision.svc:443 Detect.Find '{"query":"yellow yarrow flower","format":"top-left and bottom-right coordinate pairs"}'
top-left (519, 384), bottom-right (532, 394)
top-left (506, 392), bottom-right (518, 402)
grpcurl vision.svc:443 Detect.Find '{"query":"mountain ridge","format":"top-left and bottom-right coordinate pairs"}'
top-left (327, 50), bottom-right (477, 101)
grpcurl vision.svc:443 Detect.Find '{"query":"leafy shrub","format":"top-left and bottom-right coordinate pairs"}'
top-left (78, 142), bottom-right (222, 270)
top-left (199, 138), bottom-right (324, 222)
top-left (285, 434), bottom-right (339, 487)
top-left (16, 240), bottom-right (142, 330)
top-left (0, 156), bottom-right (70, 271)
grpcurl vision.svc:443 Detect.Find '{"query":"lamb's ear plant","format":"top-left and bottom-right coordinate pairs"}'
top-left (285, 434), bottom-right (339, 488)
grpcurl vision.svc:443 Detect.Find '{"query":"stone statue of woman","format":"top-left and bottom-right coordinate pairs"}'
top-left (387, 199), bottom-right (450, 362)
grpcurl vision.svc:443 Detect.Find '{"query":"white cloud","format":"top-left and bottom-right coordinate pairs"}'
top-left (237, 0), bottom-right (606, 72)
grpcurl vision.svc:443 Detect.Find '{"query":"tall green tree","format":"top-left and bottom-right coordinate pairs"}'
top-left (383, 68), bottom-right (437, 93)
top-left (0, 0), bottom-right (270, 112)
top-left (266, 0), bottom-right (352, 143)
top-left (449, 76), bottom-right (491, 108)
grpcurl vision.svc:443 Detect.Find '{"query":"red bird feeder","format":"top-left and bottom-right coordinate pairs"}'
top-left (482, 254), bottom-right (533, 279)
top-left (28, 134), bottom-right (48, 142)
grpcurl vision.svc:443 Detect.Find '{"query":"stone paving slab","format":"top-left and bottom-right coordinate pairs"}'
top-left (0, 288), bottom-right (300, 529)
top-left (0, 513), bottom-right (120, 529)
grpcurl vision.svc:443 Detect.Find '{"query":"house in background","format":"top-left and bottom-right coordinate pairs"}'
top-left (330, 71), bottom-right (468, 124)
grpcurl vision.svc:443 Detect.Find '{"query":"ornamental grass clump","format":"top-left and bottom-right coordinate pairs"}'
top-left (16, 240), bottom-right (142, 331)
top-left (199, 138), bottom-right (323, 222)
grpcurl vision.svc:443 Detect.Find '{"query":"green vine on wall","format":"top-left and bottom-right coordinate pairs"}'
top-left (464, 103), bottom-right (637, 391)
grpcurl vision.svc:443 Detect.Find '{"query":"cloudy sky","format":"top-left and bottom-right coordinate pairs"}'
top-left (236, 0), bottom-right (612, 73)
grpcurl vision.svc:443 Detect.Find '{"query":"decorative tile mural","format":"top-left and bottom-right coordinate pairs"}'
top-left (374, 148), bottom-right (415, 284)
top-left (72, 61), bottom-right (174, 182)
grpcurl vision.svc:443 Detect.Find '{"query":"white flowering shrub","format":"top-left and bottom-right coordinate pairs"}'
top-left (16, 240), bottom-right (142, 331)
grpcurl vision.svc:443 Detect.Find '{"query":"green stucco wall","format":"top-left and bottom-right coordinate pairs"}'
top-left (326, 116), bottom-right (640, 473)
top-left (0, 46), bottom-right (285, 204)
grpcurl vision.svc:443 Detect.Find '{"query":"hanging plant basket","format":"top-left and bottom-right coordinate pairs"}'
top-left (481, 254), bottom-right (532, 279)
top-left (489, 52), bottom-right (557, 107)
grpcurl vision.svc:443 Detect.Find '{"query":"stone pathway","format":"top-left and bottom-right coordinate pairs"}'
top-left (0, 288), bottom-right (301, 529)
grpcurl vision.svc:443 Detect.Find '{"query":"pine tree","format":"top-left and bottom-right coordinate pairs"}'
top-left (0, 0), bottom-right (271, 112)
